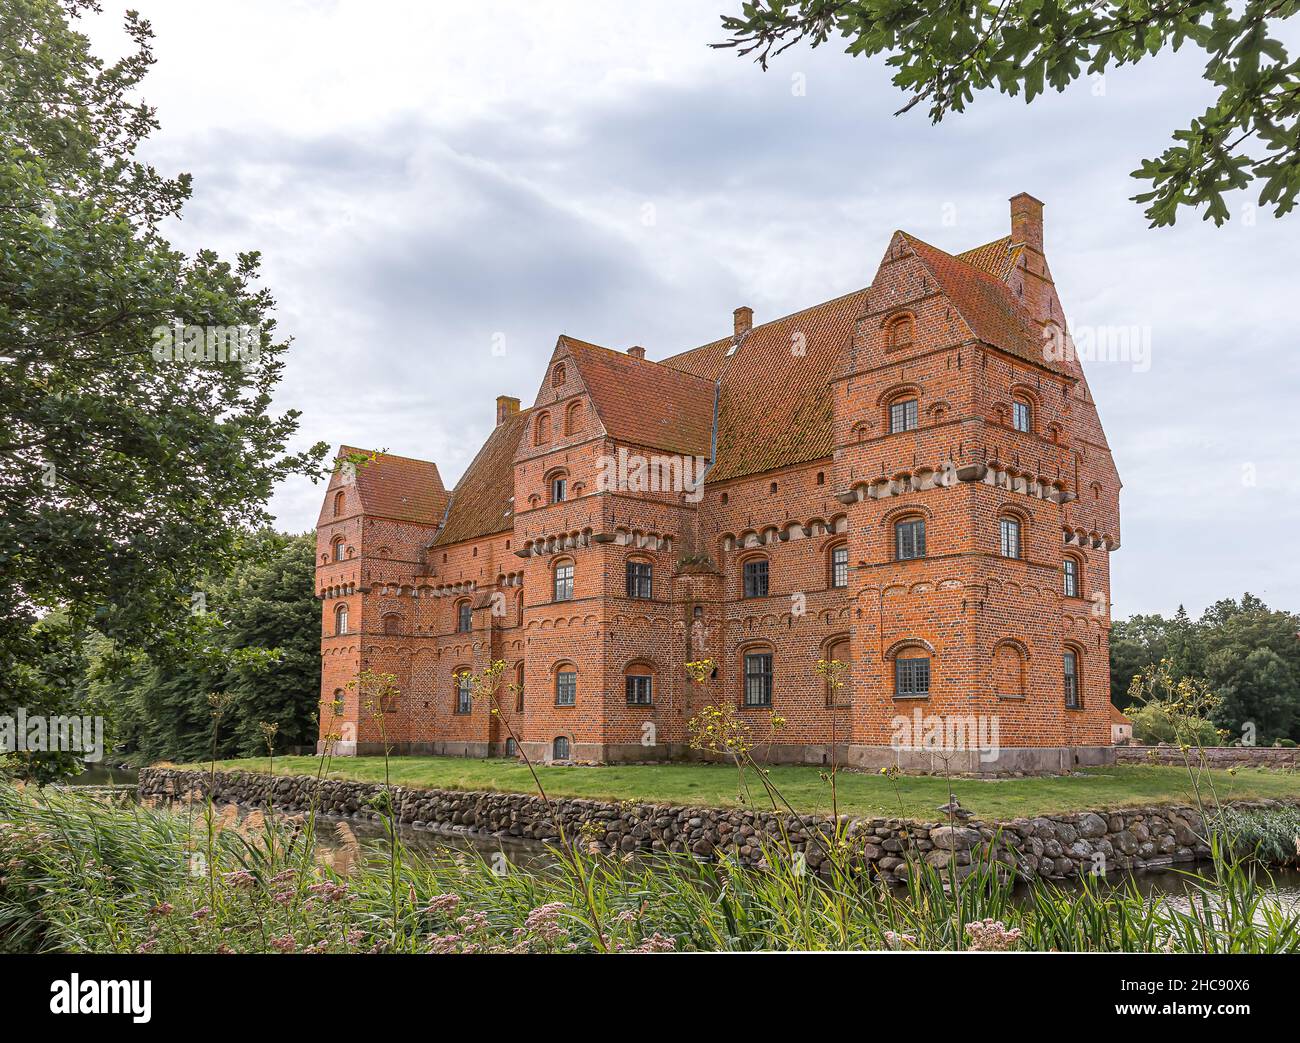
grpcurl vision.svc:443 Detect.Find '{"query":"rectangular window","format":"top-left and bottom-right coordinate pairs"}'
top-left (1063, 558), bottom-right (1079, 598)
top-left (742, 559), bottom-right (769, 599)
top-left (895, 657), bottom-right (931, 698)
top-left (889, 399), bottom-right (919, 433)
top-left (457, 602), bottom-right (472, 633)
top-left (743, 653), bottom-right (773, 707)
top-left (626, 561), bottom-right (653, 599)
top-left (1064, 652), bottom-right (1080, 709)
top-left (999, 517), bottom-right (1021, 559)
top-left (896, 519), bottom-right (927, 561)
top-left (625, 675), bottom-right (653, 705)
top-left (1012, 401), bottom-right (1031, 433)
top-left (830, 545), bottom-right (849, 588)
top-left (551, 477), bottom-right (567, 503)
top-left (554, 563), bottom-right (574, 601)
top-left (455, 676), bottom-right (472, 715)
top-left (555, 670), bottom-right (577, 707)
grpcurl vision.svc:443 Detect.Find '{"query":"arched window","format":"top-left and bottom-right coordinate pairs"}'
top-left (885, 313), bottom-right (914, 350)
top-left (999, 516), bottom-right (1022, 559)
top-left (514, 660), bottom-right (525, 712)
top-left (741, 646), bottom-right (774, 707)
top-left (553, 559), bottom-right (574, 602)
top-left (564, 399), bottom-right (584, 436)
top-left (382, 613), bottom-right (401, 636)
top-left (741, 556), bottom-right (769, 599)
top-left (552, 363), bottom-right (566, 387)
top-left (895, 517), bottom-right (926, 561)
top-left (626, 558), bottom-right (653, 599)
top-left (1063, 555), bottom-right (1082, 598)
top-left (824, 636), bottom-right (851, 706)
top-left (504, 737), bottom-right (517, 758)
top-left (1064, 648), bottom-right (1082, 709)
top-left (332, 537), bottom-right (345, 562)
top-left (515, 589), bottom-right (525, 623)
top-left (893, 646), bottom-right (931, 698)
top-left (533, 411), bottom-right (551, 445)
top-left (554, 663), bottom-right (577, 706)
top-left (1012, 396), bottom-right (1032, 433)
top-left (888, 397), bottom-right (919, 433)
top-left (333, 490), bottom-right (344, 516)
top-left (455, 599), bottom-right (472, 633)
top-left (994, 641), bottom-right (1026, 699)
top-left (454, 671), bottom-right (472, 714)
top-left (552, 736), bottom-right (570, 762)
top-left (330, 688), bottom-right (346, 716)
top-left (828, 543), bottom-right (849, 589)
top-left (334, 603), bottom-right (348, 636)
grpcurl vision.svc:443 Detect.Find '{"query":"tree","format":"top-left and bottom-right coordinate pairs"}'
top-left (91, 532), bottom-right (321, 764)
top-left (1200, 594), bottom-right (1300, 744)
top-left (715, 1), bottom-right (1300, 225)
top-left (0, 0), bottom-right (327, 777)
top-left (1108, 612), bottom-right (1170, 707)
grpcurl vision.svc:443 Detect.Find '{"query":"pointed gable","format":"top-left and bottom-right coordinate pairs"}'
top-left (900, 233), bottom-right (1065, 374)
top-left (335, 446), bottom-right (447, 524)
top-left (661, 289), bottom-right (869, 483)
top-left (560, 336), bottom-right (714, 457)
top-left (957, 236), bottom-right (1024, 281)
top-left (430, 406), bottom-right (531, 547)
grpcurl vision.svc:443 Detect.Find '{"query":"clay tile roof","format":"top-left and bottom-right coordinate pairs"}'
top-left (957, 235), bottom-right (1024, 281)
top-left (902, 233), bottom-right (1065, 374)
top-left (338, 446), bottom-right (447, 524)
top-left (660, 288), bottom-right (869, 484)
top-left (430, 406), bottom-right (531, 547)
top-left (561, 336), bottom-right (714, 457)
top-left (1110, 703), bottom-right (1133, 725)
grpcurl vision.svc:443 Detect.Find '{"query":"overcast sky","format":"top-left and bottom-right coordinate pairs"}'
top-left (84, 1), bottom-right (1299, 620)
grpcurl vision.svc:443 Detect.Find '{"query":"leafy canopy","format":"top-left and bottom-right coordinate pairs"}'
top-left (716, 1), bottom-right (1300, 225)
top-left (0, 0), bottom-right (328, 777)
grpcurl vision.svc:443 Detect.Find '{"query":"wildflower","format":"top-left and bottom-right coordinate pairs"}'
top-left (882, 931), bottom-right (915, 949)
top-left (225, 869), bottom-right (255, 890)
top-left (192, 906), bottom-right (211, 921)
top-left (627, 932), bottom-right (676, 953)
top-left (269, 934), bottom-right (297, 953)
top-left (424, 893), bottom-right (460, 915)
top-left (149, 902), bottom-right (174, 917)
top-left (964, 918), bottom-right (1023, 952)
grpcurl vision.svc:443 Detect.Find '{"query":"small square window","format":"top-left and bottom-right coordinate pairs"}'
top-left (626, 561), bottom-right (652, 599)
top-left (895, 657), bottom-right (930, 698)
top-left (625, 675), bottom-right (653, 705)
top-left (896, 519), bottom-right (926, 561)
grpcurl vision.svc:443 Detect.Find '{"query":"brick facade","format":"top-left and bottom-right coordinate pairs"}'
top-left (316, 194), bottom-right (1121, 771)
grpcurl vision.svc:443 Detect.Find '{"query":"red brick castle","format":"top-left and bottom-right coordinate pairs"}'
top-left (317, 194), bottom-right (1120, 772)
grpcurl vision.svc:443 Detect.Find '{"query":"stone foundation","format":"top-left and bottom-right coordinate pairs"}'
top-left (138, 767), bottom-right (1293, 881)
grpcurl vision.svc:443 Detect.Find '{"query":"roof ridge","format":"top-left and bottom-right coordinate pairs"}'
top-left (661, 284), bottom-right (870, 367)
top-left (561, 334), bottom-right (716, 385)
top-left (338, 445), bottom-right (442, 469)
top-left (899, 231), bottom-right (1015, 289)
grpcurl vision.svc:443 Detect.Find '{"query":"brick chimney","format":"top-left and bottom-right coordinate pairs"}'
top-left (495, 395), bottom-right (520, 426)
top-left (627, 345), bottom-right (645, 359)
top-left (1010, 192), bottom-right (1044, 253)
top-left (733, 306), bottom-right (753, 340)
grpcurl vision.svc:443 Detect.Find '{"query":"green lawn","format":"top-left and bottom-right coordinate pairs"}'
top-left (177, 756), bottom-right (1300, 821)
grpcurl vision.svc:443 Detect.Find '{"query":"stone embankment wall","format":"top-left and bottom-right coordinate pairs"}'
top-left (1115, 746), bottom-right (1299, 770)
top-left (139, 767), bottom-right (1293, 881)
